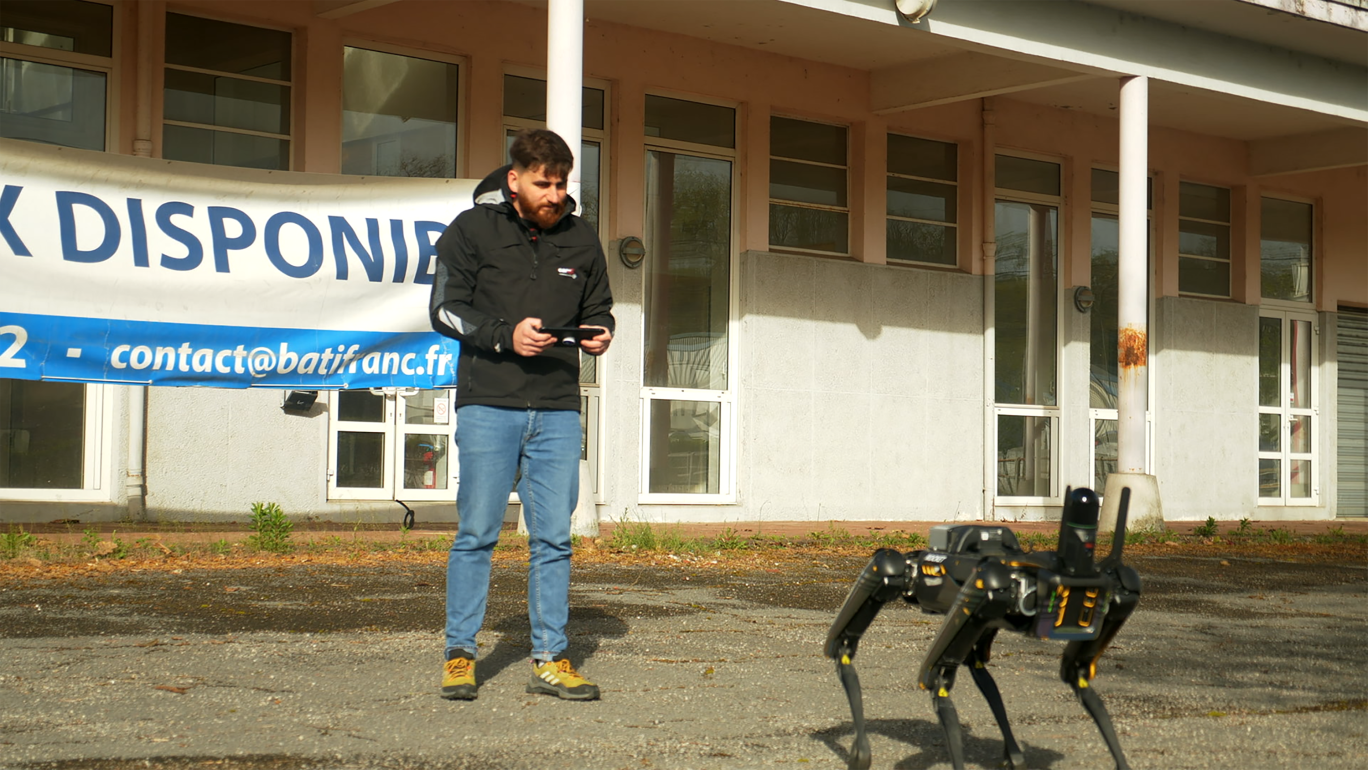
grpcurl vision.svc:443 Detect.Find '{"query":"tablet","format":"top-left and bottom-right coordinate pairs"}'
top-left (537, 326), bottom-right (604, 343)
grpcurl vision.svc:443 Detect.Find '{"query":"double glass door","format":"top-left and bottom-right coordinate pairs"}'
top-left (327, 389), bottom-right (454, 501)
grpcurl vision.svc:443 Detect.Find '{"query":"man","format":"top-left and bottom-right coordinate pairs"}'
top-left (429, 128), bottom-right (614, 701)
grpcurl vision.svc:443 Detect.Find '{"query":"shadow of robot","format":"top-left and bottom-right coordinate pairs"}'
top-left (813, 719), bottom-right (1068, 770)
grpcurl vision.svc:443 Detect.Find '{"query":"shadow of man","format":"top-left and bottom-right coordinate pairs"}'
top-left (479, 600), bottom-right (629, 687)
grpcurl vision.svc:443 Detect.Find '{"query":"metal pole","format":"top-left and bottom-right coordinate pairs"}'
top-left (546, 0), bottom-right (584, 201)
top-left (1117, 76), bottom-right (1148, 474)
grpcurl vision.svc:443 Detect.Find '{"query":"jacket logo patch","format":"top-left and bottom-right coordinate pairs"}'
top-left (557, 267), bottom-right (578, 279)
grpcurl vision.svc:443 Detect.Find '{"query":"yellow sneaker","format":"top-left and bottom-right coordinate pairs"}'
top-left (527, 657), bottom-right (600, 700)
top-left (441, 654), bottom-right (477, 700)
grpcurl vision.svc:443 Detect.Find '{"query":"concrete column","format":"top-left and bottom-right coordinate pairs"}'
top-left (546, 0), bottom-right (584, 201)
top-left (1117, 75), bottom-right (1148, 473)
top-left (1104, 75), bottom-right (1163, 532)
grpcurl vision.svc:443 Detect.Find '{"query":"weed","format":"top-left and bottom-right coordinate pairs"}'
top-left (82, 528), bottom-right (101, 549)
top-left (1235, 518), bottom-right (1253, 537)
top-left (0, 529), bottom-right (38, 559)
top-left (711, 527), bottom-right (749, 551)
top-left (209, 539), bottom-right (232, 555)
top-left (609, 511), bottom-right (658, 552)
top-left (1194, 516), bottom-right (1219, 538)
top-left (248, 502), bottom-right (294, 553)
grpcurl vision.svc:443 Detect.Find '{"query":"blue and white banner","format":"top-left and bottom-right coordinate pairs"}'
top-left (0, 139), bottom-right (474, 389)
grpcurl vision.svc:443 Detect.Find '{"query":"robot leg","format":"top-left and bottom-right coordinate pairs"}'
top-left (966, 631), bottom-right (1025, 769)
top-left (1059, 575), bottom-right (1140, 770)
top-left (917, 560), bottom-right (1015, 770)
top-left (824, 549), bottom-right (910, 770)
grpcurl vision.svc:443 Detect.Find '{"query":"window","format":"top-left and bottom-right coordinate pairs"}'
top-left (342, 46), bottom-right (459, 178)
top-left (1, 1), bottom-right (111, 501)
top-left (162, 13), bottom-right (291, 170)
top-left (1260, 197), bottom-right (1313, 303)
top-left (327, 388), bottom-right (455, 501)
top-left (1088, 168), bottom-right (1152, 492)
top-left (502, 71), bottom-right (609, 493)
top-left (503, 73), bottom-right (606, 232)
top-left (1178, 181), bottom-right (1231, 298)
top-left (1258, 311), bottom-right (1318, 504)
top-left (886, 133), bottom-right (957, 266)
top-left (0, 0), bottom-right (111, 151)
top-left (769, 116), bottom-right (848, 255)
top-left (994, 154), bottom-right (1061, 501)
top-left (642, 95), bottom-right (736, 499)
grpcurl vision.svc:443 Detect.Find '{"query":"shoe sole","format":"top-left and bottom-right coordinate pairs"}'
top-left (441, 685), bottom-right (477, 700)
top-left (526, 678), bottom-right (600, 701)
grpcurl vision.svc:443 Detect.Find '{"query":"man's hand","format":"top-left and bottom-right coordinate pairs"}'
top-left (513, 317), bottom-right (557, 356)
top-left (580, 326), bottom-right (612, 356)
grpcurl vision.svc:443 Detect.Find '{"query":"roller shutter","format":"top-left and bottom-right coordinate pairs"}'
top-left (1338, 307), bottom-right (1368, 517)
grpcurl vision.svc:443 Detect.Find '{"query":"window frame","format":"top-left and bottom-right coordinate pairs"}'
top-left (0, 381), bottom-right (113, 502)
top-left (0, 0), bottom-right (117, 152)
top-left (160, 10), bottom-right (295, 170)
top-left (1257, 309), bottom-right (1320, 507)
top-left (325, 388), bottom-right (457, 502)
top-left (990, 150), bottom-right (1065, 507)
top-left (884, 131), bottom-right (959, 269)
top-left (1258, 192), bottom-right (1315, 306)
top-left (339, 39), bottom-right (467, 179)
top-left (767, 113), bottom-right (850, 257)
top-left (1177, 179), bottom-right (1233, 299)
top-left (638, 89), bottom-right (740, 504)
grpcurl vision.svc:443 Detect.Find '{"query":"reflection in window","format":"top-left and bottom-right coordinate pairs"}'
top-left (336, 432), bottom-right (384, 488)
top-left (644, 152), bottom-right (731, 391)
top-left (648, 400), bottom-right (720, 494)
top-left (162, 13), bottom-right (291, 170)
top-left (1260, 197), bottom-right (1312, 303)
top-left (770, 116), bottom-right (848, 254)
top-left (0, 379), bottom-right (85, 489)
top-left (994, 201), bottom-right (1058, 406)
top-left (998, 414), bottom-right (1051, 497)
top-left (343, 48), bottom-right (458, 178)
top-left (887, 134), bottom-right (957, 266)
top-left (1178, 182), bottom-right (1231, 297)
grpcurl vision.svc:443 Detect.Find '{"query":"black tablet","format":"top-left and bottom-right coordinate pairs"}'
top-left (537, 326), bottom-right (604, 342)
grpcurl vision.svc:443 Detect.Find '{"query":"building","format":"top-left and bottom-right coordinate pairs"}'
top-left (1, 0), bottom-right (1365, 526)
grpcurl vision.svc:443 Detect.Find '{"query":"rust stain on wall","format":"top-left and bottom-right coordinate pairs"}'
top-left (1119, 327), bottom-right (1147, 369)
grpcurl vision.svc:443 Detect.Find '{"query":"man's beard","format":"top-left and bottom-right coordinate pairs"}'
top-left (530, 203), bottom-right (563, 229)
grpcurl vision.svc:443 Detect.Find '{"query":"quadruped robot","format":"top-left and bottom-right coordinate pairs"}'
top-left (824, 487), bottom-right (1142, 770)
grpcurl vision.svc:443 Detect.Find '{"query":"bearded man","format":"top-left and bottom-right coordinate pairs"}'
top-left (429, 128), bottom-right (614, 701)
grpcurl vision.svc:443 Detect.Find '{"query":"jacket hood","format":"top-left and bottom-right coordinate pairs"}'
top-left (473, 163), bottom-right (577, 226)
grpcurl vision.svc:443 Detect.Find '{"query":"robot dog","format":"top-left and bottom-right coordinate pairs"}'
top-left (824, 487), bottom-right (1141, 770)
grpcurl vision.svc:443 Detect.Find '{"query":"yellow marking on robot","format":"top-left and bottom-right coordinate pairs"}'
top-left (842, 654), bottom-right (851, 665)
top-left (939, 687), bottom-right (949, 697)
top-left (1078, 676), bottom-right (1089, 689)
top-left (1054, 587), bottom-right (1071, 628)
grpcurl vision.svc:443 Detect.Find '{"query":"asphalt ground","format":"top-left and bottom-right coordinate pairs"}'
top-left (0, 533), bottom-right (1365, 770)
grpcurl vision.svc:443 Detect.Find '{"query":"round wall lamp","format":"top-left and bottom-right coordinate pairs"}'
top-left (895, 0), bottom-right (938, 24)
top-left (619, 236), bottom-right (646, 269)
top-left (1074, 286), bottom-right (1096, 313)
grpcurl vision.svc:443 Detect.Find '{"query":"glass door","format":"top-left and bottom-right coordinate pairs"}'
top-left (640, 150), bottom-right (733, 499)
top-left (328, 388), bottom-right (453, 501)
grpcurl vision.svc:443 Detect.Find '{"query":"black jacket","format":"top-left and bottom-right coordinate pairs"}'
top-left (429, 164), bottom-right (615, 411)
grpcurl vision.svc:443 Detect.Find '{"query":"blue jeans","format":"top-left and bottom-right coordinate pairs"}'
top-left (446, 405), bottom-right (581, 661)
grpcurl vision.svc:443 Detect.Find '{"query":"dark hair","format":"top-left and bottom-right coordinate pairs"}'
top-left (509, 128), bottom-right (574, 179)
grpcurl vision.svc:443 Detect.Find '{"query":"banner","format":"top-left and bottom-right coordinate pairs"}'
top-left (0, 138), bottom-right (474, 389)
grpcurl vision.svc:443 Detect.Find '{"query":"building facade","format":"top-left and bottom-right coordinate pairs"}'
top-left (1, 0), bottom-right (1365, 525)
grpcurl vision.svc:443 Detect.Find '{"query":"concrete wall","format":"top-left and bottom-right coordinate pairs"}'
top-left (735, 251), bottom-right (986, 521)
top-left (1153, 297), bottom-right (1263, 520)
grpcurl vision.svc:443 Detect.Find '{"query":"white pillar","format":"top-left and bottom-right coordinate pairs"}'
top-left (1117, 75), bottom-right (1148, 474)
top-left (546, 0), bottom-right (584, 202)
top-left (1102, 75), bottom-right (1164, 533)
